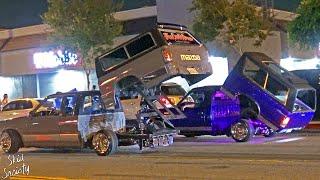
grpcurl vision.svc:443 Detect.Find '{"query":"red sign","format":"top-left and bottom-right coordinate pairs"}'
top-left (162, 32), bottom-right (194, 42)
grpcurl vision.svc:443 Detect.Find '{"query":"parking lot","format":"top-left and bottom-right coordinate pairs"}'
top-left (1, 133), bottom-right (320, 180)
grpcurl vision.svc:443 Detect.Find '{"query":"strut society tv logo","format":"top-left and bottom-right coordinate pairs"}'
top-left (1, 154), bottom-right (30, 179)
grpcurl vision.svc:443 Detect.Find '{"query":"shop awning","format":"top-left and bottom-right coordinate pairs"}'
top-left (1, 33), bottom-right (52, 52)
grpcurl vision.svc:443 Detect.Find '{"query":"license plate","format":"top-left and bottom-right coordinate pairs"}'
top-left (187, 68), bottom-right (199, 74)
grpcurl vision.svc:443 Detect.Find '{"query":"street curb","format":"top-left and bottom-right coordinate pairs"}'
top-left (305, 124), bottom-right (320, 129)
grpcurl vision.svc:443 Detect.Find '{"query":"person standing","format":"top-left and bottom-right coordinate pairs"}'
top-left (1, 94), bottom-right (8, 105)
top-left (1, 94), bottom-right (9, 110)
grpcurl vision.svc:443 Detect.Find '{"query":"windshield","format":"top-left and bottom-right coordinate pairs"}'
top-left (159, 29), bottom-right (200, 45)
top-left (161, 85), bottom-right (186, 96)
top-left (293, 89), bottom-right (316, 112)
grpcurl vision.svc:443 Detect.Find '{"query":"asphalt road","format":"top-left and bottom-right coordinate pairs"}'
top-left (1, 133), bottom-right (320, 180)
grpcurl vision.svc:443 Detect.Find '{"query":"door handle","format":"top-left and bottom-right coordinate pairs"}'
top-left (32, 122), bottom-right (39, 125)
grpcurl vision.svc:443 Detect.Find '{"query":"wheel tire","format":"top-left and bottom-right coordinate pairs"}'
top-left (230, 119), bottom-right (254, 142)
top-left (263, 128), bottom-right (276, 138)
top-left (92, 131), bottom-right (118, 156)
top-left (0, 130), bottom-right (21, 154)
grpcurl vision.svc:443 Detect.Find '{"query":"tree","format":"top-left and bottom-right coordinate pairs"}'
top-left (288, 0), bottom-right (320, 50)
top-left (190, 0), bottom-right (272, 53)
top-left (43, 0), bottom-right (123, 90)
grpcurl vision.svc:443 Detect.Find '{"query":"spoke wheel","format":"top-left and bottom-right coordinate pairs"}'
top-left (0, 130), bottom-right (21, 154)
top-left (92, 131), bottom-right (118, 156)
top-left (0, 132), bottom-right (12, 153)
top-left (230, 119), bottom-right (254, 142)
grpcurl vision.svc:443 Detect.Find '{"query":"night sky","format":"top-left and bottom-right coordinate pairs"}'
top-left (0, 0), bottom-right (47, 29)
top-left (0, 0), bottom-right (301, 29)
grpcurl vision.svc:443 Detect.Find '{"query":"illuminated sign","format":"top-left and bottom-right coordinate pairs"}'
top-left (162, 32), bottom-right (194, 42)
top-left (33, 50), bottom-right (79, 69)
top-left (180, 54), bottom-right (201, 61)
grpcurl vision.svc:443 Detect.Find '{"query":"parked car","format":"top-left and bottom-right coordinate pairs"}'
top-left (0, 91), bottom-right (177, 156)
top-left (0, 98), bottom-right (42, 121)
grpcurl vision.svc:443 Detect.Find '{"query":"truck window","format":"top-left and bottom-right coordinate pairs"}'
top-left (63, 96), bottom-right (77, 116)
top-left (161, 85), bottom-right (186, 96)
top-left (100, 47), bottom-right (128, 70)
top-left (265, 76), bottom-right (289, 104)
top-left (181, 91), bottom-right (205, 108)
top-left (243, 58), bottom-right (267, 87)
top-left (125, 34), bottom-right (155, 57)
top-left (80, 95), bottom-right (105, 115)
top-left (295, 89), bottom-right (316, 111)
top-left (35, 97), bottom-right (62, 116)
top-left (244, 57), bottom-right (289, 105)
top-left (160, 29), bottom-right (199, 45)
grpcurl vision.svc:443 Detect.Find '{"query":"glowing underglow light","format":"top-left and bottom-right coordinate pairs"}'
top-left (280, 57), bottom-right (320, 71)
top-left (33, 50), bottom-right (78, 69)
top-left (275, 137), bottom-right (304, 143)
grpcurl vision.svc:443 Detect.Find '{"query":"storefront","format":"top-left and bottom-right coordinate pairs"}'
top-left (0, 28), bottom-right (97, 100)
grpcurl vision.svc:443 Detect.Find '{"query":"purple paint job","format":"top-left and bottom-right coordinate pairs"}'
top-left (170, 86), bottom-right (242, 136)
top-left (223, 52), bottom-right (315, 132)
top-left (210, 90), bottom-right (241, 135)
top-left (170, 86), bottom-right (274, 136)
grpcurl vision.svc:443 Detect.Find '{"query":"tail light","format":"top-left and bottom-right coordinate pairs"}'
top-left (162, 48), bottom-right (173, 62)
top-left (280, 117), bottom-right (290, 128)
top-left (159, 96), bottom-right (171, 106)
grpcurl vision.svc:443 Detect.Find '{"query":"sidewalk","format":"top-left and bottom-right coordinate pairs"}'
top-left (305, 123), bottom-right (320, 129)
top-left (301, 122), bottom-right (320, 133)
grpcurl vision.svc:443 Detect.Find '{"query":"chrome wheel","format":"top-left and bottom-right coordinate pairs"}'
top-left (231, 122), bottom-right (249, 141)
top-left (0, 132), bottom-right (12, 153)
top-left (92, 132), bottom-right (111, 155)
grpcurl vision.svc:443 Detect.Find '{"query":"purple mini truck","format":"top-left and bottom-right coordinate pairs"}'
top-left (170, 52), bottom-right (316, 142)
top-left (222, 52), bottom-right (316, 141)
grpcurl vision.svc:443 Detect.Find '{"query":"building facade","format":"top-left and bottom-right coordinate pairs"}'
top-left (0, 0), bottom-right (318, 100)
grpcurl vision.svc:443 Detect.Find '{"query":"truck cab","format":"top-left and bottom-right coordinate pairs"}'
top-left (95, 23), bottom-right (212, 108)
top-left (223, 52), bottom-right (316, 133)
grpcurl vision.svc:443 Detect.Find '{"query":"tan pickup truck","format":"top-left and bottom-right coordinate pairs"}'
top-left (95, 23), bottom-right (212, 109)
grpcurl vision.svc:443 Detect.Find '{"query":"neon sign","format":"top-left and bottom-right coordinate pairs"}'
top-left (33, 50), bottom-right (79, 69)
top-left (162, 32), bottom-right (194, 42)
